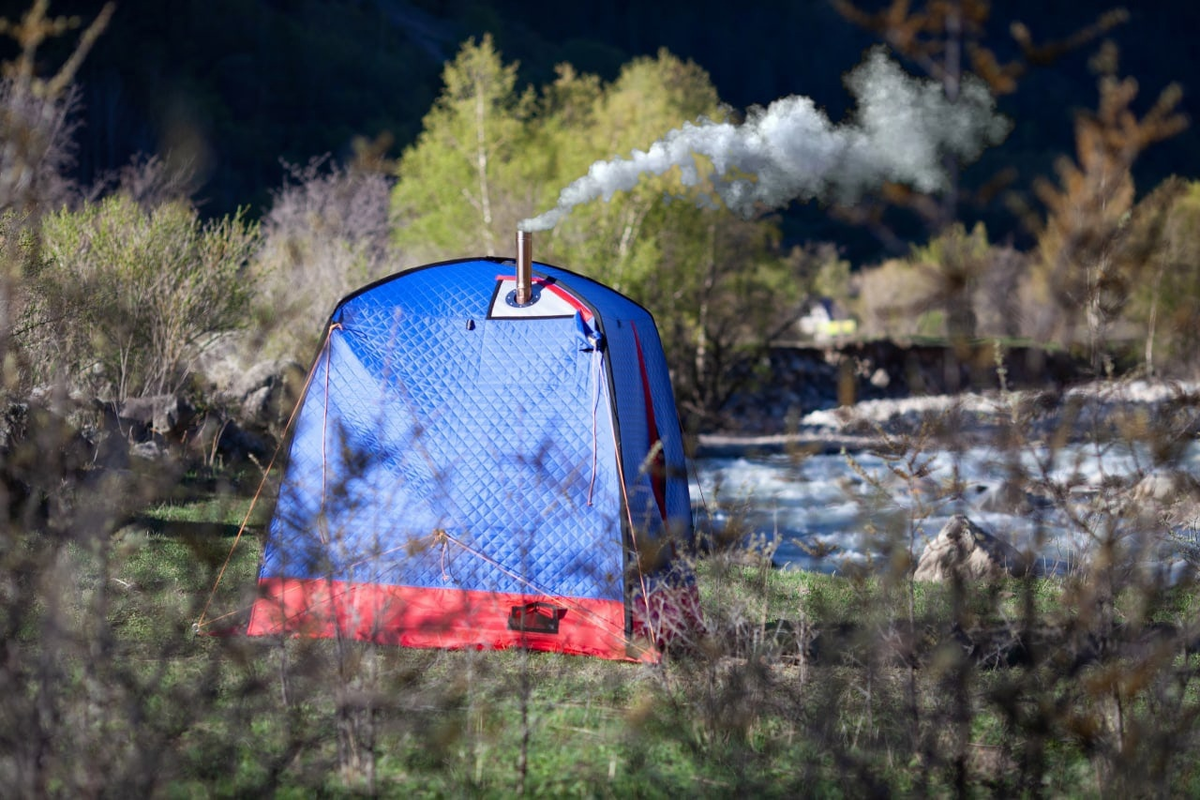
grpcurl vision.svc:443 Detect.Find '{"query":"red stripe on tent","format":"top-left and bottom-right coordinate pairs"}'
top-left (495, 274), bottom-right (593, 321)
top-left (246, 578), bottom-right (655, 662)
top-left (632, 324), bottom-right (667, 524)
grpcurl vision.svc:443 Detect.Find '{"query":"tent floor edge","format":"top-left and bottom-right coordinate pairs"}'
top-left (247, 577), bottom-right (652, 662)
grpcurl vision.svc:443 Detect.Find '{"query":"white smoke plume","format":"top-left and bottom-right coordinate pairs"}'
top-left (519, 48), bottom-right (1011, 232)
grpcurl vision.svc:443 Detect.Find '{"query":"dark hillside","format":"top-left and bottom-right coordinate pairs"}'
top-left (7, 0), bottom-right (1197, 259)
top-left (10, 0), bottom-right (444, 213)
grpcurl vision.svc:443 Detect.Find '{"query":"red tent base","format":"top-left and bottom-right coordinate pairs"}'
top-left (247, 577), bottom-right (665, 662)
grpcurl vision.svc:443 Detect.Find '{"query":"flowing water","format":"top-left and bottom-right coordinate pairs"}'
top-left (690, 394), bottom-right (1200, 578)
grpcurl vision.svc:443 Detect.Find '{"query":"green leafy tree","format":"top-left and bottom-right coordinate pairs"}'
top-left (807, 243), bottom-right (854, 306)
top-left (1124, 178), bottom-right (1200, 375)
top-left (858, 221), bottom-right (1030, 342)
top-left (391, 34), bottom-right (534, 261)
top-left (393, 41), bottom-right (808, 425)
top-left (532, 51), bottom-right (806, 424)
top-left (535, 50), bottom-right (724, 290)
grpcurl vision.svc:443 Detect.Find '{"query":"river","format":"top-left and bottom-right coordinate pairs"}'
top-left (689, 381), bottom-right (1200, 578)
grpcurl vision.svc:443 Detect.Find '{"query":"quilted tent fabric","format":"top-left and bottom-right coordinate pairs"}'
top-left (247, 257), bottom-right (696, 660)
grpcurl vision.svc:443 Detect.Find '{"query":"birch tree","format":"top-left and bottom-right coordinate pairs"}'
top-left (391, 35), bottom-right (533, 261)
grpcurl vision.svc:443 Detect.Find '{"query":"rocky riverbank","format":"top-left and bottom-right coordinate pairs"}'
top-left (714, 340), bottom-right (1108, 436)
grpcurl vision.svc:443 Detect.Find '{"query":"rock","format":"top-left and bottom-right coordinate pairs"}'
top-left (180, 412), bottom-right (273, 465)
top-left (90, 404), bottom-right (130, 470)
top-left (117, 394), bottom-right (194, 439)
top-left (241, 385), bottom-right (275, 423)
top-left (1132, 470), bottom-right (1200, 503)
top-left (129, 439), bottom-right (169, 462)
top-left (0, 402), bottom-right (29, 449)
top-left (970, 481), bottom-right (1052, 515)
top-left (215, 419), bottom-right (273, 463)
top-left (223, 359), bottom-right (305, 433)
top-left (915, 514), bottom-right (1031, 583)
top-left (0, 399), bottom-right (99, 524)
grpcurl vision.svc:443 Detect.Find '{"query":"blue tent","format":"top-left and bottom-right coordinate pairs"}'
top-left (247, 255), bottom-right (697, 660)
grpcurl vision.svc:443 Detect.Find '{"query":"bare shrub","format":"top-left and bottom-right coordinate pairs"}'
top-left (859, 224), bottom-right (1034, 342)
top-left (858, 256), bottom-right (941, 338)
top-left (0, 76), bottom-right (79, 217)
top-left (20, 195), bottom-right (257, 398)
top-left (86, 152), bottom-right (202, 210)
top-left (251, 158), bottom-right (396, 361)
top-left (738, 378), bottom-right (1200, 794)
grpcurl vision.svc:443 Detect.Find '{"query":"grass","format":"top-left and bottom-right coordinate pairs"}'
top-left (6, 480), bottom-right (1200, 796)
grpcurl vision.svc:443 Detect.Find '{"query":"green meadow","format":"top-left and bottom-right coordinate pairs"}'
top-left (3, 483), bottom-right (1188, 796)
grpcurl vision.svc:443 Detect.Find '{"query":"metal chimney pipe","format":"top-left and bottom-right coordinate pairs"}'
top-left (516, 230), bottom-right (533, 305)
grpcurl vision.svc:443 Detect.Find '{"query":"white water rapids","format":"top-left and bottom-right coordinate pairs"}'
top-left (689, 381), bottom-right (1200, 579)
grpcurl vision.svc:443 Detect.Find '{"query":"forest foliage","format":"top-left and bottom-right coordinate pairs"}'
top-left (22, 2), bottom-right (1200, 247)
top-left (4, 1), bottom-right (1199, 423)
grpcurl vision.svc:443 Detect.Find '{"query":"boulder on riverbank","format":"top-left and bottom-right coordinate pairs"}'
top-left (915, 514), bottom-right (1032, 583)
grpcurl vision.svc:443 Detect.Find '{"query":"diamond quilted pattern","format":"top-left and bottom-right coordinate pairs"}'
top-left (262, 260), bottom-right (628, 601)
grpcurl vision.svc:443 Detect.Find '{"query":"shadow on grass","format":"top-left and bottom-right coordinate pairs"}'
top-left (127, 515), bottom-right (250, 539)
top-left (174, 469), bottom-right (265, 500)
